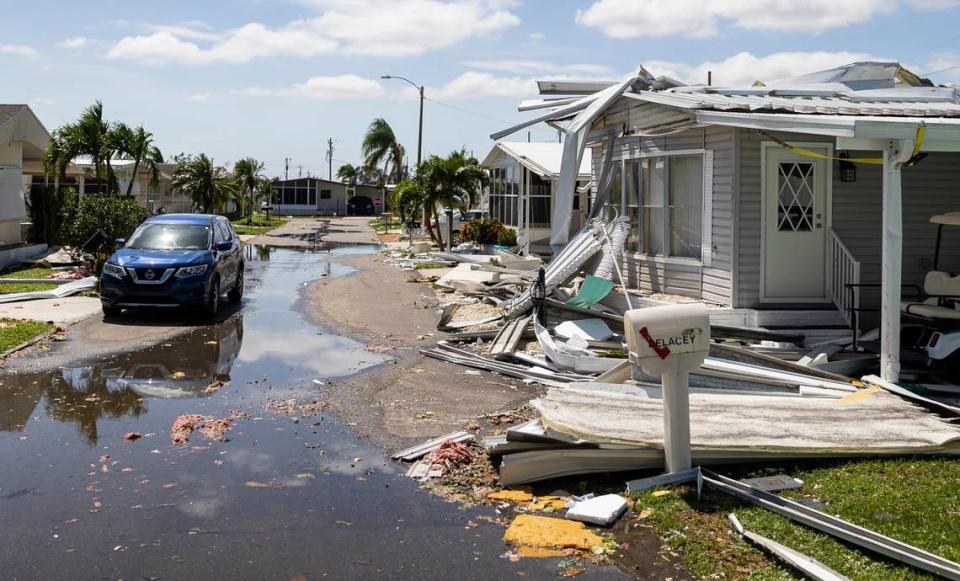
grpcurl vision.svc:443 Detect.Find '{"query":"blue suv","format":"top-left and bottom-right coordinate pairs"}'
top-left (99, 214), bottom-right (244, 318)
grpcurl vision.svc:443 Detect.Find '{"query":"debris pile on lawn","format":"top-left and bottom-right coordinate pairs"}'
top-left (486, 384), bottom-right (960, 485)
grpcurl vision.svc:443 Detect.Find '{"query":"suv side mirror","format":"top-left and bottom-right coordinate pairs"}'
top-left (216, 241), bottom-right (233, 252)
top-left (114, 238), bottom-right (126, 247)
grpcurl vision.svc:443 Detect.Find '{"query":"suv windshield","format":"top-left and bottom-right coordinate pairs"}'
top-left (126, 223), bottom-right (211, 250)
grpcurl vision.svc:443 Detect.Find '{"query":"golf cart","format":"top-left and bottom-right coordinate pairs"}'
top-left (901, 212), bottom-right (960, 380)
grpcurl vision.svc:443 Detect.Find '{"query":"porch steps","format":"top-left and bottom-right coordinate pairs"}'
top-left (709, 309), bottom-right (852, 348)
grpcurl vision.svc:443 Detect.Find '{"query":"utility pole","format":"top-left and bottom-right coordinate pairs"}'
top-left (380, 75), bottom-right (424, 169)
top-left (298, 164), bottom-right (303, 179)
top-left (326, 138), bottom-right (334, 181)
top-left (285, 158), bottom-right (290, 181)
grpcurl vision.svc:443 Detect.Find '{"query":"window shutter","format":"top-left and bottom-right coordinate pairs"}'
top-left (701, 150), bottom-right (714, 266)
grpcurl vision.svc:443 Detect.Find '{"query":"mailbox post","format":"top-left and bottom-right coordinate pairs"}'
top-left (623, 304), bottom-right (710, 472)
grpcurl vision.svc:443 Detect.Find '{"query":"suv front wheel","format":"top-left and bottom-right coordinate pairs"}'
top-left (204, 277), bottom-right (221, 318)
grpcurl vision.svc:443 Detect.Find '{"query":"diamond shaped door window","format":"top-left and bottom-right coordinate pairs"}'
top-left (777, 162), bottom-right (815, 232)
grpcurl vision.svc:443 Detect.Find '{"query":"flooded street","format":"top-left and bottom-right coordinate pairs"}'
top-left (0, 246), bottom-right (596, 580)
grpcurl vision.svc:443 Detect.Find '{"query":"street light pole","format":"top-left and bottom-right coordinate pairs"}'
top-left (381, 75), bottom-right (424, 169)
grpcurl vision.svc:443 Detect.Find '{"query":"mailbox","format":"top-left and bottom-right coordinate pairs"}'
top-left (623, 303), bottom-right (710, 472)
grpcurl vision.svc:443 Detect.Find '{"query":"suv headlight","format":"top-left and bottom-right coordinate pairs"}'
top-left (176, 264), bottom-right (209, 278)
top-left (102, 263), bottom-right (126, 279)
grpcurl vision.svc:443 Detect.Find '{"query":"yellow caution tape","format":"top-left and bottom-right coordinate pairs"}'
top-left (759, 125), bottom-right (926, 166)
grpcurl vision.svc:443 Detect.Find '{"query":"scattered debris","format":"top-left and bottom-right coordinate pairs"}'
top-left (123, 432), bottom-right (142, 442)
top-left (392, 431), bottom-right (473, 462)
top-left (426, 439), bottom-right (472, 466)
top-left (488, 490), bottom-right (534, 503)
top-left (170, 411), bottom-right (247, 445)
top-left (728, 513), bottom-right (850, 581)
top-left (0, 276), bottom-right (97, 304)
top-left (503, 514), bottom-right (604, 557)
top-left (566, 494), bottom-right (628, 526)
top-left (741, 474), bottom-right (804, 493)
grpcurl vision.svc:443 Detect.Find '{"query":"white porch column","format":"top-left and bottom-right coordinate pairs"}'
top-left (880, 138), bottom-right (914, 382)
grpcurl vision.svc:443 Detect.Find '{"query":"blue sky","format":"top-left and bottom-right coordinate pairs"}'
top-left (2, 0), bottom-right (959, 177)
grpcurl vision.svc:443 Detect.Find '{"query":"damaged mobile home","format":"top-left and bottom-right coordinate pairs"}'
top-left (493, 61), bottom-right (960, 385)
top-left (400, 61), bottom-right (960, 489)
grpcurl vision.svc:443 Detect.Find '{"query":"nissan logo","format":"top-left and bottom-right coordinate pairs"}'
top-left (144, 269), bottom-right (156, 280)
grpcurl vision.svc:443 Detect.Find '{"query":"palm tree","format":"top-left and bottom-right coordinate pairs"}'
top-left (44, 101), bottom-right (160, 197)
top-left (361, 118), bottom-right (405, 185)
top-left (336, 163), bottom-right (359, 185)
top-left (172, 154), bottom-right (232, 214)
top-left (256, 177), bottom-right (274, 207)
top-left (114, 124), bottom-right (164, 197)
top-left (389, 179), bottom-right (425, 224)
top-left (46, 101), bottom-right (111, 190)
top-left (233, 158), bottom-right (265, 224)
top-left (417, 149), bottom-right (487, 245)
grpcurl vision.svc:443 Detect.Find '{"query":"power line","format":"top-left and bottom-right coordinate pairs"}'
top-left (920, 63), bottom-right (960, 77)
top-left (424, 97), bottom-right (558, 137)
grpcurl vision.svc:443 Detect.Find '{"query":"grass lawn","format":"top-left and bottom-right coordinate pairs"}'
top-left (0, 265), bottom-right (54, 279)
top-left (0, 318), bottom-right (54, 352)
top-left (633, 458), bottom-right (960, 579)
top-left (231, 215), bottom-right (290, 236)
top-left (0, 265), bottom-right (58, 294)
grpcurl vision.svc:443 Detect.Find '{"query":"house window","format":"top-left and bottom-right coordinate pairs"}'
top-left (624, 160), bottom-right (641, 251)
top-left (641, 158), bottom-right (665, 256)
top-left (667, 155), bottom-right (703, 259)
top-left (616, 154), bottom-right (704, 260)
top-left (489, 164), bottom-right (520, 227)
top-left (530, 173), bottom-right (551, 228)
top-left (320, 189), bottom-right (332, 200)
top-left (308, 185), bottom-right (317, 206)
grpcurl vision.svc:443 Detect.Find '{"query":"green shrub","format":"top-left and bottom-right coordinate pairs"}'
top-left (65, 195), bottom-right (149, 268)
top-left (496, 227), bottom-right (518, 247)
top-left (462, 218), bottom-right (505, 245)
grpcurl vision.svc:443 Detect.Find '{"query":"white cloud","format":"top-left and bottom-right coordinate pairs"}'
top-left (576, 0), bottom-right (910, 37)
top-left (238, 74), bottom-right (385, 99)
top-left (646, 51), bottom-right (880, 86)
top-left (463, 60), bottom-right (615, 77)
top-left (106, 0), bottom-right (520, 65)
top-left (0, 44), bottom-right (39, 58)
top-left (527, 32), bottom-right (545, 42)
top-left (30, 97), bottom-right (55, 106)
top-left (57, 37), bottom-right (88, 49)
top-left (187, 92), bottom-right (211, 103)
top-left (427, 71), bottom-right (537, 100)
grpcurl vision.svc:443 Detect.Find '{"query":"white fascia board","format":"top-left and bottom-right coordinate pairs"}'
top-left (694, 111), bottom-right (857, 137)
top-left (490, 95), bottom-right (597, 141)
top-left (854, 118), bottom-right (960, 143)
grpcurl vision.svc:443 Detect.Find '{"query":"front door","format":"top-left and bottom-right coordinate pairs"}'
top-left (762, 145), bottom-right (829, 301)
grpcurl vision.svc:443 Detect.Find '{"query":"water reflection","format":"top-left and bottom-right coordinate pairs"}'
top-left (0, 315), bottom-right (244, 443)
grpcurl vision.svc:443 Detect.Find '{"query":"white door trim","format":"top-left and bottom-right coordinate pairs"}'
top-left (759, 141), bottom-right (834, 304)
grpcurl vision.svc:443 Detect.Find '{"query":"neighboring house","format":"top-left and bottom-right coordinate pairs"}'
top-left (480, 142), bottom-right (591, 253)
top-left (0, 104), bottom-right (49, 245)
top-left (271, 177), bottom-right (381, 216)
top-left (20, 157), bottom-right (194, 214)
top-left (497, 61), bottom-right (960, 382)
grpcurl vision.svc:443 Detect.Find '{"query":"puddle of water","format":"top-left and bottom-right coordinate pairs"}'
top-left (0, 246), bottom-right (570, 580)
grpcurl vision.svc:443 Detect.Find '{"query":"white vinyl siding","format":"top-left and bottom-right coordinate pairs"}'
top-left (589, 124), bottom-right (735, 302)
